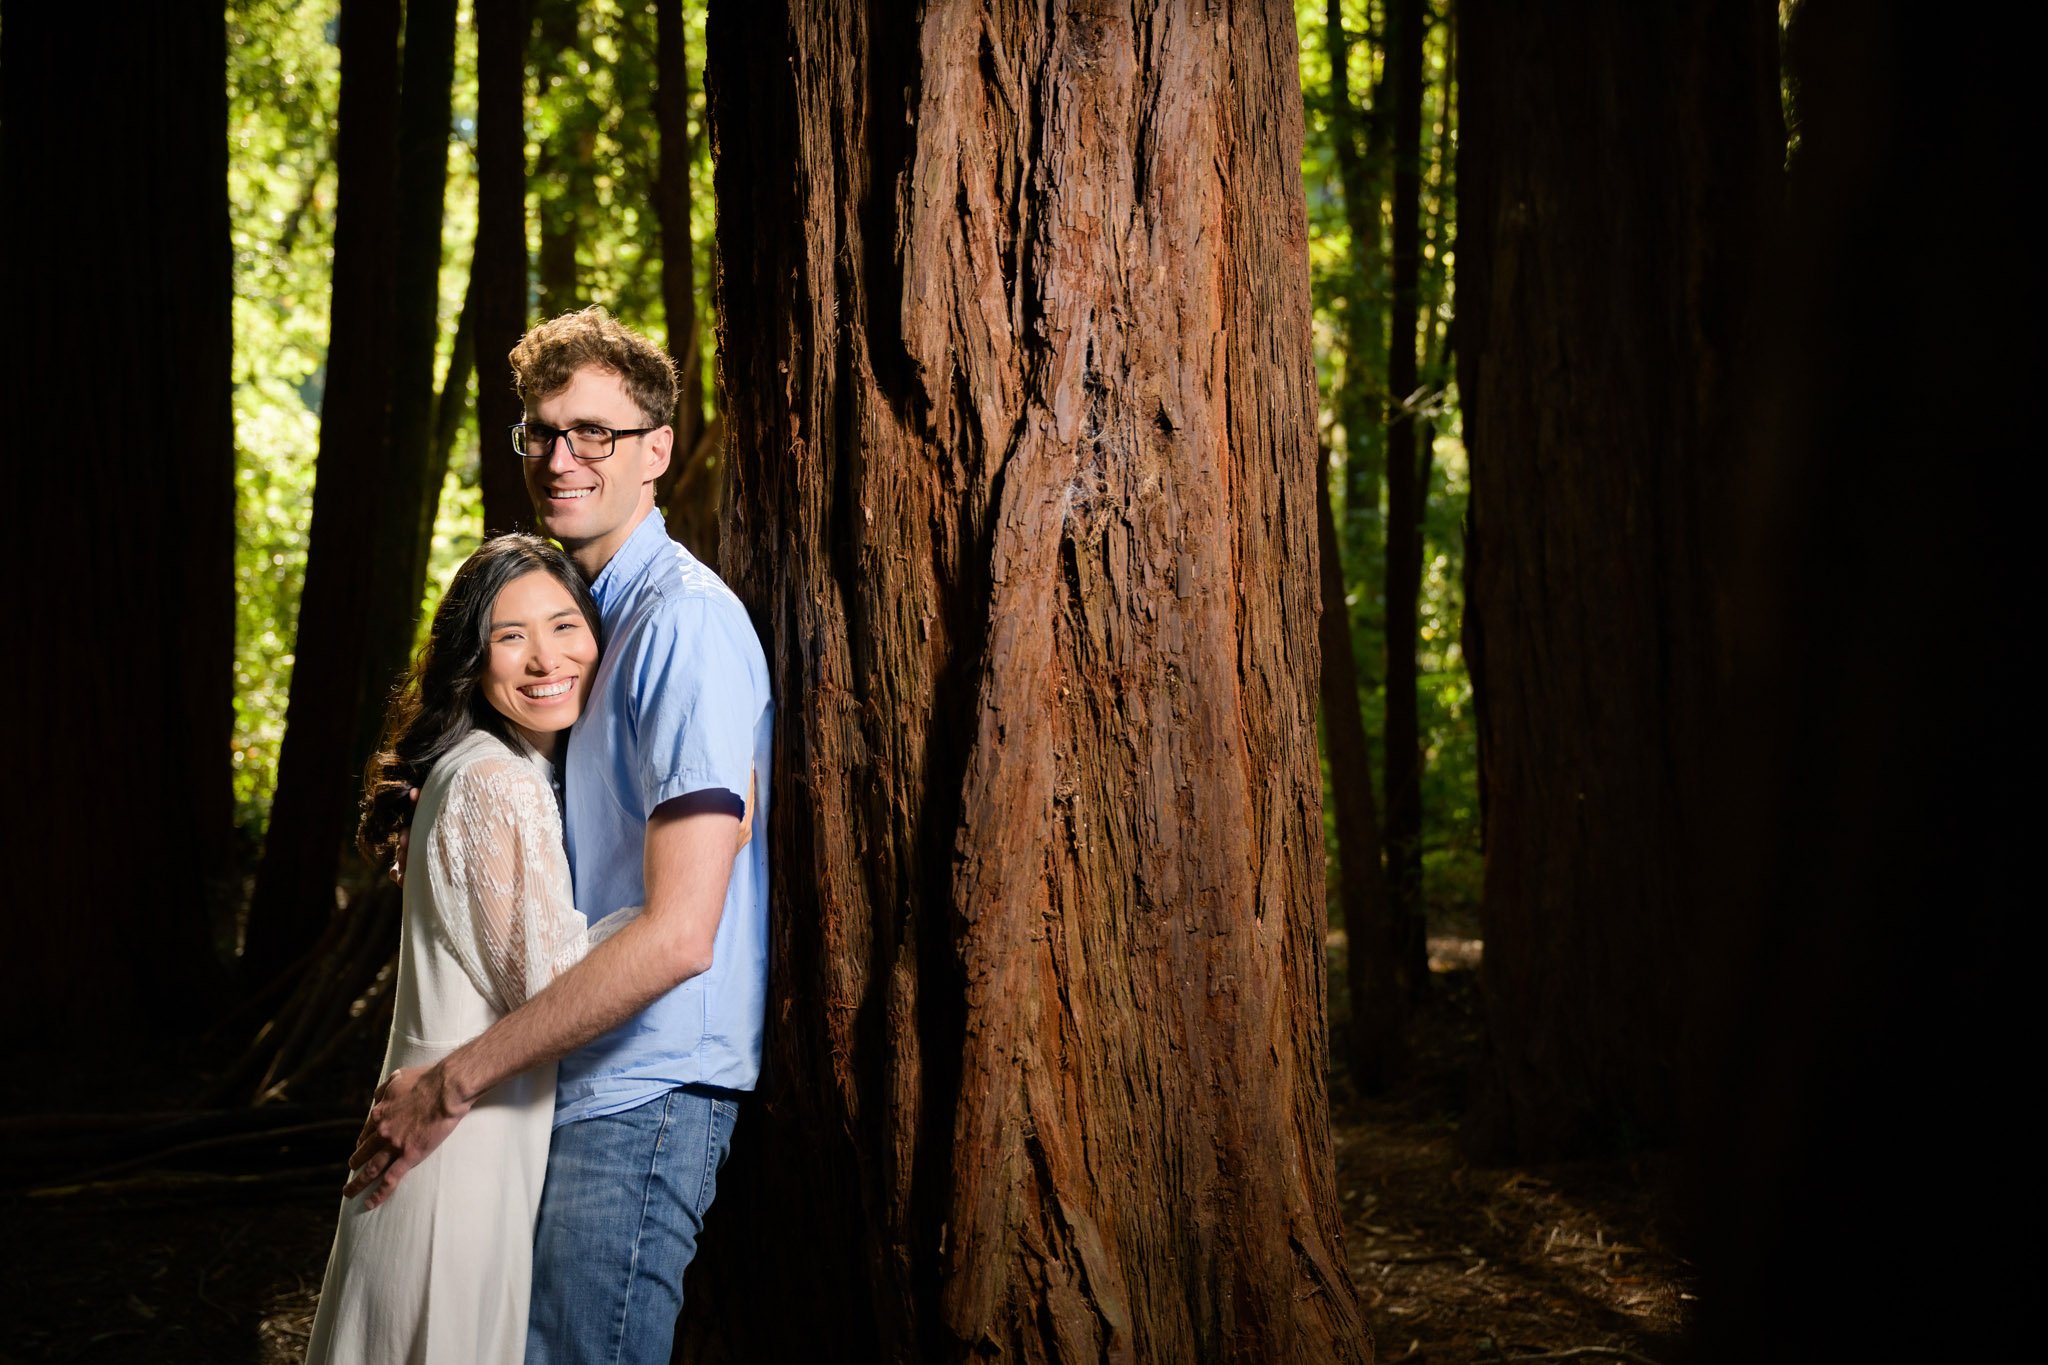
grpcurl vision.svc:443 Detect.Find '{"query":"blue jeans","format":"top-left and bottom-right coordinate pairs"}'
top-left (526, 1088), bottom-right (739, 1365)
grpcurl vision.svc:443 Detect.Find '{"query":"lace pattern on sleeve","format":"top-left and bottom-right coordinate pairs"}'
top-left (423, 748), bottom-right (588, 1013)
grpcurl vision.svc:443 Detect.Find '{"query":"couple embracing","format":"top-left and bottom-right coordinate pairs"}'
top-left (304, 307), bottom-right (771, 1364)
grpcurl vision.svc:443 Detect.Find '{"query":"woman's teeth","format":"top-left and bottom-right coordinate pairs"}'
top-left (523, 680), bottom-right (573, 699)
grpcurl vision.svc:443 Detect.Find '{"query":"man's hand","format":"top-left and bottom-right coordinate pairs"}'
top-left (344, 1062), bottom-right (471, 1208)
top-left (736, 770), bottom-right (758, 852)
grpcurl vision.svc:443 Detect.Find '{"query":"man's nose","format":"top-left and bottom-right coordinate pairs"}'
top-left (545, 433), bottom-right (580, 474)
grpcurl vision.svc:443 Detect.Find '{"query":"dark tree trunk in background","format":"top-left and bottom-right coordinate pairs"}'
top-left (376, 0), bottom-right (460, 723)
top-left (1323, 0), bottom-right (1412, 1090)
top-left (1381, 0), bottom-right (1430, 1000)
top-left (244, 0), bottom-right (406, 981)
top-left (1324, 0), bottom-right (1388, 572)
top-left (1321, 455), bottom-right (1401, 1092)
top-left (534, 0), bottom-right (586, 320)
top-left (421, 274), bottom-right (476, 577)
top-left (1456, 0), bottom-right (1781, 1156)
top-left (692, 3), bottom-right (1369, 1361)
top-left (475, 0), bottom-right (534, 535)
top-left (1, 3), bottom-right (233, 1041)
top-left (1685, 3), bottom-right (2029, 1357)
top-left (653, 0), bottom-right (705, 472)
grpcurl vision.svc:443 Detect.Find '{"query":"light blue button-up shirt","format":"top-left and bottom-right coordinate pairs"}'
top-left (555, 510), bottom-right (773, 1125)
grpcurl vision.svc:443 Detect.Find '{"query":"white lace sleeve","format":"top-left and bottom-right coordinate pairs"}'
top-left (423, 752), bottom-right (588, 1013)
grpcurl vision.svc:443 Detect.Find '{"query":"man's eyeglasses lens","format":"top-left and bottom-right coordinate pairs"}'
top-left (514, 422), bottom-right (627, 461)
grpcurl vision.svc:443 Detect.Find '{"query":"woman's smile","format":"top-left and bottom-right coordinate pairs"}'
top-left (481, 570), bottom-right (601, 756)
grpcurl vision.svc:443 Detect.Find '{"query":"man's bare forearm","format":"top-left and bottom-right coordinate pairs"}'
top-left (436, 808), bottom-right (739, 1108)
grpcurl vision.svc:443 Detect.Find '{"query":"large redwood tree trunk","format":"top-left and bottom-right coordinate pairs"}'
top-left (2, 1), bottom-right (234, 1040)
top-left (1456, 0), bottom-right (1781, 1156)
top-left (695, 3), bottom-right (1369, 1361)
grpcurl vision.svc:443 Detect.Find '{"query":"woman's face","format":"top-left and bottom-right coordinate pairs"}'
top-left (480, 570), bottom-right (599, 748)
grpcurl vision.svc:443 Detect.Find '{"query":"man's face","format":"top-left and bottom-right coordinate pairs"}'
top-left (524, 364), bottom-right (673, 571)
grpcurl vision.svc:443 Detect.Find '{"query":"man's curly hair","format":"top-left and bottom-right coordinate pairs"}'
top-left (508, 305), bottom-right (678, 428)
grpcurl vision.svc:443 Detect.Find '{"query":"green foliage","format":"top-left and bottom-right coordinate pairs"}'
top-left (228, 2), bottom-right (716, 850)
top-left (528, 0), bottom-right (717, 400)
top-left (227, 0), bottom-right (340, 838)
top-left (1299, 0), bottom-right (1480, 916)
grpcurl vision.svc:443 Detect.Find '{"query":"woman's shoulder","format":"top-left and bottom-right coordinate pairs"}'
top-left (425, 729), bottom-right (553, 807)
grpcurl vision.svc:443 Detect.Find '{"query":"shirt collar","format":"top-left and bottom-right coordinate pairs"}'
top-left (587, 509), bottom-right (670, 616)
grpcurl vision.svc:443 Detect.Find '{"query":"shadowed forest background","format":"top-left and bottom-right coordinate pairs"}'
top-left (0, 0), bottom-right (2025, 1362)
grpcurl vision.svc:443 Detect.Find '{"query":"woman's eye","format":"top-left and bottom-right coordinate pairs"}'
top-left (496, 632), bottom-right (524, 644)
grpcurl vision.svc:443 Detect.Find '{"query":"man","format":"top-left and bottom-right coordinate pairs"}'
top-left (347, 307), bottom-right (772, 1364)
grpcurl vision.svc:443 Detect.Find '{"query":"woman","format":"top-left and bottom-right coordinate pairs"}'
top-left (304, 533), bottom-right (609, 1364)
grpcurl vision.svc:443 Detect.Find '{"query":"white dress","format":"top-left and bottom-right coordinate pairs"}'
top-left (304, 728), bottom-right (592, 1365)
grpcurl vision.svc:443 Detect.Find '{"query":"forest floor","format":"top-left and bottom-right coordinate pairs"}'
top-left (1327, 920), bottom-right (1695, 1363)
top-left (0, 920), bottom-right (1694, 1365)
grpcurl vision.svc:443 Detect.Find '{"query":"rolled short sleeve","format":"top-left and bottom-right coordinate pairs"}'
top-left (626, 595), bottom-right (762, 816)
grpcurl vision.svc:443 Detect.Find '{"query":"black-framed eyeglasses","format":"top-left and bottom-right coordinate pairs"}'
top-left (511, 421), bottom-right (659, 462)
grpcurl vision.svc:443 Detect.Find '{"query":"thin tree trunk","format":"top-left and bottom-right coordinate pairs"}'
top-left (243, 0), bottom-right (406, 980)
top-left (534, 0), bottom-right (585, 319)
top-left (1382, 0), bottom-right (1430, 999)
top-left (693, 3), bottom-right (1370, 1360)
top-left (1326, 0), bottom-right (1390, 619)
top-left (653, 0), bottom-right (705, 484)
top-left (1457, 0), bottom-right (1781, 1157)
top-left (474, 0), bottom-right (533, 535)
top-left (373, 0), bottom-right (461, 739)
top-left (1, 2), bottom-right (234, 1040)
top-left (420, 274), bottom-right (476, 580)
top-left (1321, 453), bottom-right (1402, 1092)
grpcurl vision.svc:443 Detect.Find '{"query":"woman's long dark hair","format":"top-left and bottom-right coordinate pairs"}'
top-left (358, 533), bottom-right (601, 866)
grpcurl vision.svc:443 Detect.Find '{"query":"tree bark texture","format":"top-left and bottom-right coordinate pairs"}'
top-left (0, 2), bottom-right (234, 1040)
top-left (1684, 3), bottom-right (2028, 1356)
top-left (244, 0), bottom-right (407, 980)
top-left (475, 0), bottom-right (534, 535)
top-left (1318, 455), bottom-right (1400, 1093)
top-left (1379, 0), bottom-right (1428, 995)
top-left (697, 3), bottom-right (1369, 1361)
top-left (1456, 0), bottom-right (1781, 1156)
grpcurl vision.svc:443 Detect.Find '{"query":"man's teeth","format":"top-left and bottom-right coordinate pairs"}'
top-left (552, 488), bottom-right (594, 499)
top-left (524, 680), bottom-right (573, 698)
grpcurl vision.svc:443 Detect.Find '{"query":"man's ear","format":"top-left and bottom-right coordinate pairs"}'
top-left (644, 424), bottom-right (675, 483)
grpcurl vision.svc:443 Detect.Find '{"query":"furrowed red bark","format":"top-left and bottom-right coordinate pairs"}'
top-left (694, 3), bottom-right (1369, 1360)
